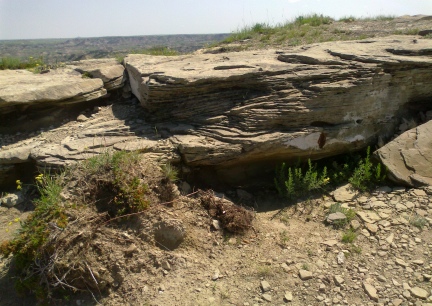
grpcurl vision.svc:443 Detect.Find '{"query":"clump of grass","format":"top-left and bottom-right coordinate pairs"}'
top-left (393, 28), bottom-right (420, 35)
top-left (301, 263), bottom-right (310, 271)
top-left (350, 244), bottom-right (362, 254)
top-left (279, 230), bottom-right (290, 246)
top-left (339, 16), bottom-right (357, 23)
top-left (360, 15), bottom-right (395, 21)
top-left (257, 265), bottom-right (273, 277)
top-left (222, 22), bottom-right (275, 44)
top-left (132, 46), bottom-right (179, 56)
top-left (275, 159), bottom-right (329, 200)
top-left (161, 162), bottom-right (179, 182)
top-left (410, 215), bottom-right (428, 229)
top-left (341, 228), bottom-right (357, 243)
top-left (294, 14), bottom-right (333, 26)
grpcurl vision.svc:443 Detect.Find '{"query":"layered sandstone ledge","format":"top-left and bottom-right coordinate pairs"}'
top-left (0, 35), bottom-right (432, 187)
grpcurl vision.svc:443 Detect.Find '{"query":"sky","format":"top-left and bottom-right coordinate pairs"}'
top-left (0, 0), bottom-right (431, 40)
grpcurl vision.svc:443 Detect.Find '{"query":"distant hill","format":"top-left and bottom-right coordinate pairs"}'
top-left (0, 34), bottom-right (230, 63)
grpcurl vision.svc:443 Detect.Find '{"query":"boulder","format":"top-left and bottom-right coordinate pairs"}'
top-left (0, 69), bottom-right (106, 115)
top-left (124, 36), bottom-right (432, 184)
top-left (69, 58), bottom-right (126, 91)
top-left (375, 120), bottom-right (432, 187)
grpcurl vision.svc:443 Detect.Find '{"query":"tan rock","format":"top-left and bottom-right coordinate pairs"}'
top-left (69, 58), bottom-right (126, 90)
top-left (363, 282), bottom-right (378, 301)
top-left (0, 69), bottom-right (106, 114)
top-left (376, 120), bottom-right (432, 187)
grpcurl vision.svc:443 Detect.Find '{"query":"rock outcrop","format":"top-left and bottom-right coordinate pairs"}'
top-left (69, 58), bottom-right (126, 91)
top-left (1, 35), bottom-right (432, 188)
top-left (124, 36), bottom-right (432, 181)
top-left (376, 120), bottom-right (432, 187)
top-left (0, 69), bottom-right (107, 115)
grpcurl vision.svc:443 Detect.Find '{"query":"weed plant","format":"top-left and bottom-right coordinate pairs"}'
top-left (0, 173), bottom-right (66, 298)
top-left (349, 147), bottom-right (386, 191)
top-left (275, 146), bottom-right (386, 201)
top-left (341, 228), bottom-right (357, 243)
top-left (410, 215), bottom-right (428, 229)
top-left (275, 159), bottom-right (329, 200)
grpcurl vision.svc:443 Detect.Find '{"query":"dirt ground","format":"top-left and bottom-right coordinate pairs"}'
top-left (1, 184), bottom-right (431, 306)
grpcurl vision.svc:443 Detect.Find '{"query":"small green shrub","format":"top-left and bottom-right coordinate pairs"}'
top-left (349, 147), bottom-right (386, 191)
top-left (82, 150), bottom-right (151, 216)
top-left (410, 215), bottom-right (428, 229)
top-left (0, 173), bottom-right (66, 299)
top-left (342, 228), bottom-right (357, 243)
top-left (81, 71), bottom-right (93, 78)
top-left (275, 159), bottom-right (329, 200)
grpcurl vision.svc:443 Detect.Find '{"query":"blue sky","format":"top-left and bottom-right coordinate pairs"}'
top-left (0, 0), bottom-right (431, 40)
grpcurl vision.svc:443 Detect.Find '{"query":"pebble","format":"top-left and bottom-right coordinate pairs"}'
top-left (284, 291), bottom-right (293, 302)
top-left (363, 282), bottom-right (378, 302)
top-left (262, 293), bottom-right (272, 302)
top-left (410, 287), bottom-right (429, 299)
top-left (260, 280), bottom-right (271, 292)
top-left (299, 269), bottom-right (313, 280)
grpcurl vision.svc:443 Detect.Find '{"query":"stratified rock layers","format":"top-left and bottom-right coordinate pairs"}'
top-left (125, 36), bottom-right (432, 174)
top-left (1, 36), bottom-right (432, 187)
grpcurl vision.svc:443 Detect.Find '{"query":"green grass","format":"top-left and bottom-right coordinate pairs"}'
top-left (0, 56), bottom-right (45, 70)
top-left (294, 14), bottom-right (333, 26)
top-left (217, 13), bottom-right (400, 49)
top-left (161, 162), bottom-right (179, 182)
top-left (342, 228), bottom-right (357, 243)
top-left (393, 28), bottom-right (420, 35)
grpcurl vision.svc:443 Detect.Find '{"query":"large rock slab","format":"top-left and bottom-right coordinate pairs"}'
top-left (0, 69), bottom-right (106, 115)
top-left (69, 58), bottom-right (126, 91)
top-left (0, 100), bottom-right (180, 187)
top-left (376, 120), bottom-right (432, 187)
top-left (125, 36), bottom-right (432, 180)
